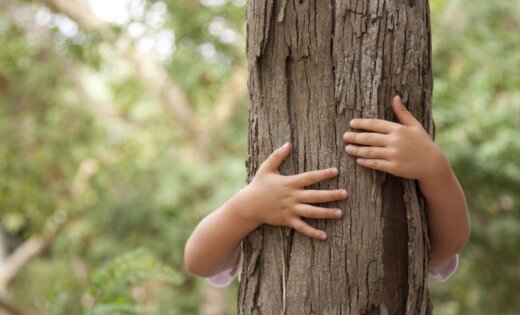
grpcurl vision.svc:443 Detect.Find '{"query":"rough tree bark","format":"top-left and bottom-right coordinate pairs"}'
top-left (239, 0), bottom-right (435, 314)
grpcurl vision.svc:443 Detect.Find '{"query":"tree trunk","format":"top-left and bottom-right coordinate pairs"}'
top-left (239, 1), bottom-right (434, 314)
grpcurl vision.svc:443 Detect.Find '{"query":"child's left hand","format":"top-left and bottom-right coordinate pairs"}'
top-left (343, 96), bottom-right (447, 181)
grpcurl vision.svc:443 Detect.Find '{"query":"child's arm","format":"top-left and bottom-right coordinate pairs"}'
top-left (184, 143), bottom-right (348, 277)
top-left (343, 96), bottom-right (470, 269)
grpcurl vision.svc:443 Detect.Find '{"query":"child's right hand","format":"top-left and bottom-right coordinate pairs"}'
top-left (236, 143), bottom-right (347, 240)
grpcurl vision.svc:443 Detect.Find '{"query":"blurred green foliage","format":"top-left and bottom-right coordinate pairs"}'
top-left (429, 1), bottom-right (520, 314)
top-left (0, 0), bottom-right (518, 314)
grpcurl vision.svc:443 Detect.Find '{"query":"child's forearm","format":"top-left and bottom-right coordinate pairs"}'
top-left (185, 144), bottom-right (347, 278)
top-left (184, 187), bottom-right (259, 277)
top-left (418, 149), bottom-right (470, 267)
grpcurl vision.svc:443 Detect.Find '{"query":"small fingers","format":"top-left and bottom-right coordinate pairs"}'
top-left (356, 158), bottom-right (394, 173)
top-left (345, 145), bottom-right (393, 160)
top-left (298, 189), bottom-right (348, 204)
top-left (289, 167), bottom-right (339, 187)
top-left (291, 219), bottom-right (327, 240)
top-left (392, 95), bottom-right (422, 127)
top-left (258, 143), bottom-right (291, 173)
top-left (350, 118), bottom-right (399, 134)
top-left (343, 132), bottom-right (388, 147)
top-left (295, 204), bottom-right (343, 220)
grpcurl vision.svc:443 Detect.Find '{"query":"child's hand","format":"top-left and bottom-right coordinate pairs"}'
top-left (239, 143), bottom-right (347, 240)
top-left (343, 96), bottom-right (446, 181)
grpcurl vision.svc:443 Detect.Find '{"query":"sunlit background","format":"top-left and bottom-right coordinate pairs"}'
top-left (0, 0), bottom-right (518, 314)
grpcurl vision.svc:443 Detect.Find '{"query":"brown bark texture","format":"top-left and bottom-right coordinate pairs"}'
top-left (239, 1), bottom-right (435, 314)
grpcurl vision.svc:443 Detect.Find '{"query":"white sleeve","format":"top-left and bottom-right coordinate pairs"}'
top-left (428, 254), bottom-right (459, 282)
top-left (209, 251), bottom-right (458, 286)
top-left (207, 249), bottom-right (243, 288)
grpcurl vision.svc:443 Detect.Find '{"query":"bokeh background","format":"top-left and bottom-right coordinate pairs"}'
top-left (0, 0), bottom-right (518, 314)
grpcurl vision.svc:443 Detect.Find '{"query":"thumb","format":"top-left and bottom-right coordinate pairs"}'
top-left (258, 142), bottom-right (291, 173)
top-left (392, 95), bottom-right (420, 127)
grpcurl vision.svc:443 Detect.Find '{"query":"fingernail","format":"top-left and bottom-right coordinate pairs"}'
top-left (335, 210), bottom-right (342, 217)
top-left (320, 233), bottom-right (327, 240)
top-left (341, 190), bottom-right (348, 197)
top-left (331, 167), bottom-right (338, 175)
top-left (350, 119), bottom-right (358, 127)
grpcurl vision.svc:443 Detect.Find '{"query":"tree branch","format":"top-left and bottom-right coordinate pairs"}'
top-left (0, 159), bottom-right (99, 294)
top-left (0, 297), bottom-right (26, 315)
top-left (207, 62), bottom-right (248, 133)
top-left (198, 61), bottom-right (248, 150)
top-left (64, 64), bottom-right (139, 129)
top-left (41, 0), bottom-right (197, 139)
top-left (0, 236), bottom-right (50, 294)
top-left (2, 1), bottom-right (137, 131)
